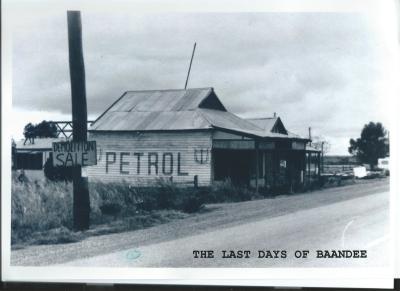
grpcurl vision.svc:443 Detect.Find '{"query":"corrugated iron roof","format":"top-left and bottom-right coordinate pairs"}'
top-left (306, 145), bottom-right (321, 152)
top-left (246, 117), bottom-right (277, 132)
top-left (246, 117), bottom-right (290, 135)
top-left (15, 137), bottom-right (67, 150)
top-left (90, 88), bottom-right (308, 140)
top-left (199, 109), bottom-right (262, 132)
top-left (90, 110), bottom-right (211, 131)
top-left (103, 87), bottom-right (223, 113)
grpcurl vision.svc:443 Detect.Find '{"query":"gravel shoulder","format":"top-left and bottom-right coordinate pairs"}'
top-left (11, 178), bottom-right (389, 266)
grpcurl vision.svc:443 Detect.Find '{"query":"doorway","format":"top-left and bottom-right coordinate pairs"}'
top-left (213, 149), bottom-right (253, 185)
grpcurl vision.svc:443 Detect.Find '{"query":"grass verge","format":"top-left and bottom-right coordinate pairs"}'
top-left (11, 174), bottom-right (200, 249)
top-left (12, 171), bottom-right (367, 249)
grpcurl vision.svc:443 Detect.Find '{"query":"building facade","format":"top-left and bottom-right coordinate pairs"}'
top-left (87, 88), bottom-right (320, 190)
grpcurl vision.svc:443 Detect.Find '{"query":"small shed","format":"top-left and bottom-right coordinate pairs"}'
top-left (13, 138), bottom-right (67, 170)
top-left (88, 88), bottom-right (320, 190)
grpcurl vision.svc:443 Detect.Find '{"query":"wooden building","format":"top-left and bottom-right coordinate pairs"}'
top-left (88, 88), bottom-right (321, 190)
top-left (13, 138), bottom-right (63, 170)
top-left (12, 121), bottom-right (94, 170)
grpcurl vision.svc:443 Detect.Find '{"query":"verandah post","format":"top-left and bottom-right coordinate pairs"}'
top-left (255, 140), bottom-right (259, 193)
top-left (318, 152), bottom-right (321, 183)
top-left (307, 152), bottom-right (311, 187)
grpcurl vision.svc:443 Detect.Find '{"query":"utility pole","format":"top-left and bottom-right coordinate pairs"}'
top-left (67, 11), bottom-right (90, 230)
top-left (184, 42), bottom-right (196, 89)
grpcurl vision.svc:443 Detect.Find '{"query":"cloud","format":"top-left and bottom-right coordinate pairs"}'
top-left (11, 11), bottom-right (392, 154)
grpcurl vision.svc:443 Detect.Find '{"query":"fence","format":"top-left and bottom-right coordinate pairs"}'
top-left (322, 164), bottom-right (355, 174)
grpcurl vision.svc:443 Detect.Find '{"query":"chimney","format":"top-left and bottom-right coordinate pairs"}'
top-left (273, 112), bottom-right (276, 118)
top-left (308, 127), bottom-right (312, 142)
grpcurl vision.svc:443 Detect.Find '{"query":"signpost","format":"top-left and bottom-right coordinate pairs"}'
top-left (67, 11), bottom-right (90, 231)
top-left (52, 141), bottom-right (97, 167)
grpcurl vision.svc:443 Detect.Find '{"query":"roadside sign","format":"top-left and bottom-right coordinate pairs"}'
top-left (52, 140), bottom-right (97, 167)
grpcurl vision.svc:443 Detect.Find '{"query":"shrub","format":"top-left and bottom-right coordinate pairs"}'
top-left (134, 179), bottom-right (205, 213)
top-left (43, 155), bottom-right (74, 181)
top-left (139, 179), bottom-right (179, 210)
top-left (89, 179), bottom-right (205, 216)
top-left (207, 178), bottom-right (255, 203)
top-left (180, 192), bottom-right (205, 213)
top-left (99, 203), bottom-right (122, 216)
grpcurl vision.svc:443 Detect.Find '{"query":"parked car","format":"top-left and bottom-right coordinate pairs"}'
top-left (377, 157), bottom-right (390, 176)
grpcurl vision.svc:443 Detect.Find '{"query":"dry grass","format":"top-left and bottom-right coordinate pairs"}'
top-left (12, 178), bottom-right (74, 245)
top-left (11, 174), bottom-right (201, 248)
top-left (12, 171), bottom-right (323, 249)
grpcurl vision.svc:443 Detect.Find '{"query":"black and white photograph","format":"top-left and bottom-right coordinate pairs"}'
top-left (2, 0), bottom-right (399, 288)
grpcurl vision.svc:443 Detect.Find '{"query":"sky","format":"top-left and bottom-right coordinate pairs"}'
top-left (10, 10), bottom-right (395, 155)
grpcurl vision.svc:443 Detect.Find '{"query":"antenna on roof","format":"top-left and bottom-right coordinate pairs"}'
top-left (184, 42), bottom-right (196, 90)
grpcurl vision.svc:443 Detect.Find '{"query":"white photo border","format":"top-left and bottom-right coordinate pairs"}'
top-left (2, 0), bottom-right (399, 288)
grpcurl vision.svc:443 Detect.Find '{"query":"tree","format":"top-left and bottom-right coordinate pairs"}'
top-left (348, 122), bottom-right (388, 169)
top-left (23, 120), bottom-right (57, 144)
top-left (23, 123), bottom-right (36, 145)
top-left (311, 135), bottom-right (330, 173)
top-left (311, 135), bottom-right (331, 155)
top-left (35, 120), bottom-right (58, 138)
top-left (44, 154), bottom-right (74, 181)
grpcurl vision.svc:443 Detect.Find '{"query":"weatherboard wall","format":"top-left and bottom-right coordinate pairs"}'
top-left (86, 131), bottom-right (212, 186)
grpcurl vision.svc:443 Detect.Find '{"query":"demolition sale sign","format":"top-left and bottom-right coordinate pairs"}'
top-left (52, 140), bottom-right (97, 167)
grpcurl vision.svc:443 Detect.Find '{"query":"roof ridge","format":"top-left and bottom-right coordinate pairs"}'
top-left (109, 108), bottom-right (199, 113)
top-left (246, 117), bottom-right (277, 120)
top-left (124, 87), bottom-right (213, 94)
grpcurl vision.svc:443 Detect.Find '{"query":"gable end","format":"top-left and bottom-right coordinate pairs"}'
top-left (198, 90), bottom-right (227, 111)
top-left (271, 118), bottom-right (288, 135)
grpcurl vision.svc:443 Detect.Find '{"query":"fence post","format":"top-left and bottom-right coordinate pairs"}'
top-left (194, 175), bottom-right (198, 188)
